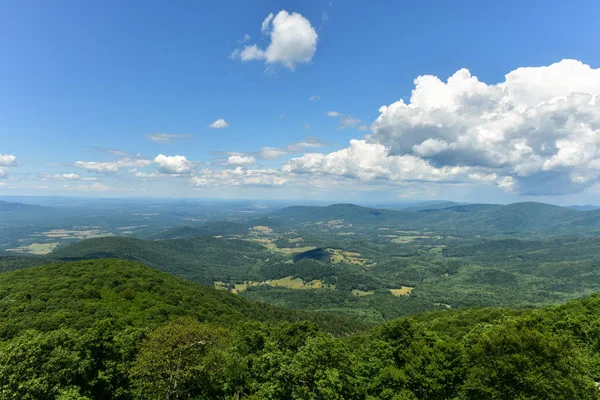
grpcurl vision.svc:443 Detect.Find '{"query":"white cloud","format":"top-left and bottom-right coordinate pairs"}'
top-left (239, 45), bottom-right (264, 61)
top-left (129, 168), bottom-right (158, 179)
top-left (285, 136), bottom-right (329, 152)
top-left (209, 119), bottom-right (229, 129)
top-left (153, 154), bottom-right (193, 174)
top-left (261, 13), bottom-right (274, 34)
top-left (41, 173), bottom-right (81, 181)
top-left (0, 154), bottom-right (17, 166)
top-left (92, 147), bottom-right (130, 157)
top-left (259, 147), bottom-right (289, 160)
top-left (286, 139), bottom-right (469, 183)
top-left (0, 182), bottom-right (8, 188)
top-left (227, 155), bottom-right (256, 165)
top-left (233, 11), bottom-right (318, 70)
top-left (74, 158), bottom-right (152, 174)
top-left (298, 59), bottom-right (600, 195)
top-left (0, 167), bottom-right (6, 178)
top-left (326, 112), bottom-right (369, 130)
top-left (238, 33), bottom-right (251, 43)
top-left (191, 167), bottom-right (287, 188)
top-left (309, 95), bottom-right (321, 101)
top-left (91, 182), bottom-right (110, 191)
top-left (146, 133), bottom-right (192, 143)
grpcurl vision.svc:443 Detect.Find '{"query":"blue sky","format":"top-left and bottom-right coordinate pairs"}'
top-left (2, 0), bottom-right (600, 204)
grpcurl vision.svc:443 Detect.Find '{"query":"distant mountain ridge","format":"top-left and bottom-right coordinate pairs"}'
top-left (272, 201), bottom-right (600, 236)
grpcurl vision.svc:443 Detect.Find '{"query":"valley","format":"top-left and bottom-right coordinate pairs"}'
top-left (4, 198), bottom-right (600, 324)
top-left (3, 197), bottom-right (600, 398)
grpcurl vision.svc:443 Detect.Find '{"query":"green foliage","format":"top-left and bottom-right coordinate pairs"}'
top-left (3, 258), bottom-right (600, 398)
top-left (461, 317), bottom-right (597, 399)
top-left (129, 318), bottom-right (227, 399)
top-left (0, 259), bottom-right (363, 339)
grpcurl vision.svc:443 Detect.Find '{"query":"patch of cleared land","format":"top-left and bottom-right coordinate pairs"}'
top-left (288, 237), bottom-right (304, 243)
top-left (7, 242), bottom-right (59, 255)
top-left (389, 287), bottom-right (414, 296)
top-left (43, 229), bottom-right (113, 240)
top-left (215, 276), bottom-right (328, 294)
top-left (248, 238), bottom-right (316, 255)
top-left (250, 225), bottom-right (273, 234)
top-left (391, 236), bottom-right (430, 243)
top-left (327, 248), bottom-right (368, 265)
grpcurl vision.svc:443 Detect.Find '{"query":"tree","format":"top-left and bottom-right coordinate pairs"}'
top-left (129, 317), bottom-right (227, 400)
top-left (0, 329), bottom-right (83, 400)
top-left (460, 318), bottom-right (598, 399)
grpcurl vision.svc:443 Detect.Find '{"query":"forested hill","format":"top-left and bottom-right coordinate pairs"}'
top-left (2, 258), bottom-right (600, 398)
top-left (0, 259), bottom-right (363, 338)
top-left (272, 201), bottom-right (600, 236)
top-left (51, 236), bottom-right (273, 284)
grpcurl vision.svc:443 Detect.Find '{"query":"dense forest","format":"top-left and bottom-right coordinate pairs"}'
top-left (6, 230), bottom-right (600, 324)
top-left (1, 259), bottom-right (600, 399)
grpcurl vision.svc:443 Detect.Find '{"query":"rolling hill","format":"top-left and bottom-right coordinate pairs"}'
top-left (273, 201), bottom-right (600, 236)
top-left (0, 259), bottom-right (363, 339)
top-left (51, 236), bottom-right (275, 284)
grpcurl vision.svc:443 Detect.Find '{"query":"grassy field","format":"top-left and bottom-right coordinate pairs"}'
top-left (216, 276), bottom-right (329, 294)
top-left (328, 248), bottom-right (368, 265)
top-left (389, 287), bottom-right (414, 296)
top-left (247, 238), bottom-right (316, 255)
top-left (6, 242), bottom-right (59, 255)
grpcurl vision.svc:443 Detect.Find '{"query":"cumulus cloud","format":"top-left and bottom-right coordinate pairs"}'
top-left (75, 158), bottom-right (152, 174)
top-left (0, 182), bottom-right (8, 188)
top-left (209, 119), bottom-right (229, 129)
top-left (292, 60), bottom-right (600, 195)
top-left (227, 155), bottom-right (256, 165)
top-left (0, 168), bottom-right (6, 178)
top-left (146, 133), bottom-right (192, 143)
top-left (153, 154), bottom-right (193, 174)
top-left (232, 11), bottom-right (318, 70)
top-left (191, 167), bottom-right (287, 188)
top-left (0, 154), bottom-right (17, 167)
top-left (214, 137), bottom-right (331, 163)
top-left (286, 139), bottom-right (469, 183)
top-left (309, 95), bottom-right (321, 101)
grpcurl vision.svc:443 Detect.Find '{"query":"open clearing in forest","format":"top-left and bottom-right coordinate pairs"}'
top-left (328, 248), bottom-right (368, 265)
top-left (250, 225), bottom-right (273, 234)
top-left (7, 242), bottom-right (59, 255)
top-left (389, 287), bottom-right (414, 296)
top-left (43, 228), bottom-right (113, 240)
top-left (247, 238), bottom-right (316, 255)
top-left (215, 276), bottom-right (328, 294)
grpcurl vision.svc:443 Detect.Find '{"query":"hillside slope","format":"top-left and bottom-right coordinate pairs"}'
top-left (52, 236), bottom-right (275, 284)
top-left (274, 201), bottom-right (599, 236)
top-left (0, 259), bottom-right (363, 338)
